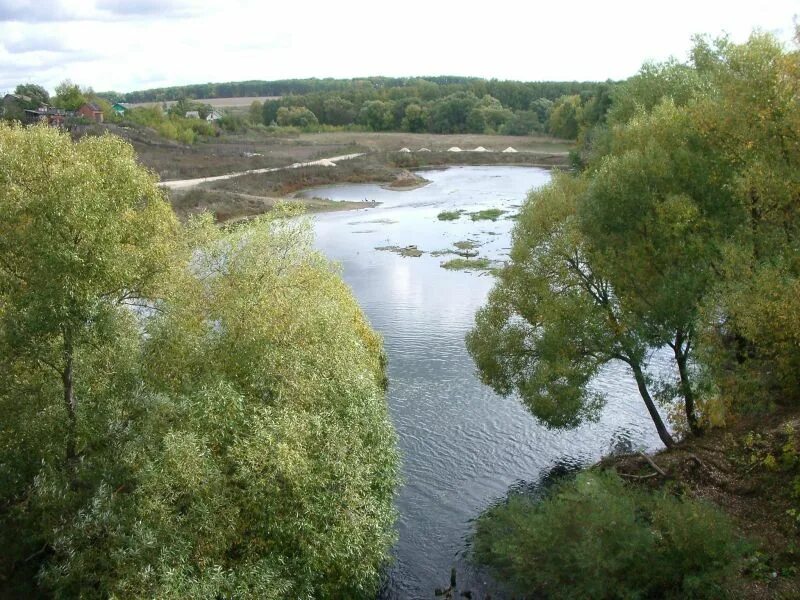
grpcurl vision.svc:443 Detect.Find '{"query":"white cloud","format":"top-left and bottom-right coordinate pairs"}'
top-left (0, 0), bottom-right (796, 94)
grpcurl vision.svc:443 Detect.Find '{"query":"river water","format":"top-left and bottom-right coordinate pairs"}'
top-left (306, 166), bottom-right (672, 599)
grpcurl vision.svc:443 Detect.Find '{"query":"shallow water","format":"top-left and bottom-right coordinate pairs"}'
top-left (307, 166), bottom-right (673, 599)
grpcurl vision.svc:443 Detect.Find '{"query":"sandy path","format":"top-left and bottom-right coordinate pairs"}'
top-left (160, 153), bottom-right (365, 190)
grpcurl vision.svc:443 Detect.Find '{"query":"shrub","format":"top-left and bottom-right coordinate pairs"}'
top-left (473, 471), bottom-right (745, 599)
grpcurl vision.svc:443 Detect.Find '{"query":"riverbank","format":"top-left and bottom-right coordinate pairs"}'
top-left (167, 150), bottom-right (565, 222)
top-left (473, 407), bottom-right (800, 599)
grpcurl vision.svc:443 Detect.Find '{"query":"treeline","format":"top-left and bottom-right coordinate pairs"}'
top-left (103, 77), bottom-right (612, 138)
top-left (109, 77), bottom-right (601, 109)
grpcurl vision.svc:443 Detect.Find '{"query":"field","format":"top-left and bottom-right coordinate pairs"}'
top-left (116, 128), bottom-right (571, 181)
top-left (99, 125), bottom-right (572, 222)
top-left (127, 96), bottom-right (281, 109)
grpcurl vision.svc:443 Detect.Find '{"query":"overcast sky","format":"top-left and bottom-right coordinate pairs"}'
top-left (0, 0), bottom-right (797, 95)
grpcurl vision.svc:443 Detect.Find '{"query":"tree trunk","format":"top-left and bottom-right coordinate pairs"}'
top-left (630, 361), bottom-right (675, 448)
top-left (62, 329), bottom-right (76, 463)
top-left (673, 331), bottom-right (702, 436)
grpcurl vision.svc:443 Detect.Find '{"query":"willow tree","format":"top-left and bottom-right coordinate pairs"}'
top-left (0, 123), bottom-right (180, 465)
top-left (689, 32), bottom-right (800, 405)
top-left (0, 125), bottom-right (398, 598)
top-left (577, 100), bottom-right (737, 435)
top-left (467, 173), bottom-right (675, 447)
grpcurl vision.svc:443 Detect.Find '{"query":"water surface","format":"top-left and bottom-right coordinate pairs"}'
top-left (308, 167), bottom-right (672, 598)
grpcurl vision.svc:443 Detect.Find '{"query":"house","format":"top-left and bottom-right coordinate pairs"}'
top-left (23, 107), bottom-right (68, 127)
top-left (2, 93), bottom-right (32, 119)
top-left (76, 103), bottom-right (104, 123)
top-left (206, 109), bottom-right (222, 122)
top-left (111, 102), bottom-right (128, 116)
top-left (185, 110), bottom-right (200, 119)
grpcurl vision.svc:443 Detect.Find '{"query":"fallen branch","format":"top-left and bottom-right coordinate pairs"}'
top-left (619, 472), bottom-right (659, 480)
top-left (638, 451), bottom-right (667, 477)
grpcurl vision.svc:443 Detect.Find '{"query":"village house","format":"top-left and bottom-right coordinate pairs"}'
top-left (23, 107), bottom-right (68, 127)
top-left (76, 103), bottom-right (104, 123)
top-left (111, 102), bottom-right (128, 116)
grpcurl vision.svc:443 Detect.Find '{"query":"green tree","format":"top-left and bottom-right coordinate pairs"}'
top-left (358, 100), bottom-right (395, 131)
top-left (401, 102), bottom-right (428, 132)
top-left (428, 92), bottom-right (479, 133)
top-left (467, 173), bottom-right (676, 446)
top-left (689, 32), bottom-right (800, 407)
top-left (275, 105), bottom-right (319, 128)
top-left (53, 79), bottom-right (87, 111)
top-left (248, 99), bottom-right (264, 124)
top-left (14, 83), bottom-right (50, 107)
top-left (0, 125), bottom-right (398, 597)
top-left (0, 123), bottom-right (179, 464)
top-left (547, 94), bottom-right (582, 139)
top-left (578, 100), bottom-right (735, 435)
top-left (322, 95), bottom-right (356, 126)
top-left (500, 110), bottom-right (544, 135)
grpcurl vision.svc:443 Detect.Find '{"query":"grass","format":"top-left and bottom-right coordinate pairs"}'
top-left (86, 125), bottom-right (570, 222)
top-left (470, 209), bottom-right (506, 221)
top-left (441, 257), bottom-right (491, 271)
top-left (168, 188), bottom-right (367, 222)
top-left (375, 245), bottom-right (424, 257)
top-left (437, 210), bottom-right (464, 221)
top-left (453, 240), bottom-right (480, 251)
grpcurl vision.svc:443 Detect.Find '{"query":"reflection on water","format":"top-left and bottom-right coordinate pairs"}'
top-left (308, 167), bottom-right (672, 599)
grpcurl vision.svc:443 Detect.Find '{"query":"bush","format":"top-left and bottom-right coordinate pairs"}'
top-left (473, 471), bottom-right (745, 599)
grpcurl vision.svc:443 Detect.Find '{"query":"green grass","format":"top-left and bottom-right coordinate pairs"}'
top-left (437, 210), bottom-right (464, 221)
top-left (375, 245), bottom-right (424, 257)
top-left (453, 240), bottom-right (480, 251)
top-left (441, 257), bottom-right (491, 271)
top-left (470, 208), bottom-right (506, 221)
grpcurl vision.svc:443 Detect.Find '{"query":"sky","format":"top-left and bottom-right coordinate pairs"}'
top-left (0, 0), bottom-right (797, 95)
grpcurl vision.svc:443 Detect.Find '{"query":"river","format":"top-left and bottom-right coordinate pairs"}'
top-left (305, 166), bottom-right (673, 599)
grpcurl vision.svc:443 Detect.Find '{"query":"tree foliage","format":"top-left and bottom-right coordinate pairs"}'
top-left (473, 471), bottom-right (745, 599)
top-left (14, 83), bottom-right (50, 107)
top-left (53, 79), bottom-right (88, 111)
top-left (91, 76), bottom-right (611, 136)
top-left (0, 124), bottom-right (398, 597)
top-left (466, 173), bottom-right (675, 446)
top-left (469, 30), bottom-right (800, 441)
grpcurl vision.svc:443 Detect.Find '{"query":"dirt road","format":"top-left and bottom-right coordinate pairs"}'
top-left (159, 153), bottom-right (365, 190)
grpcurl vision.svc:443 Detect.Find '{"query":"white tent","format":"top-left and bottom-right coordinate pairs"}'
top-left (399, 147), bottom-right (411, 152)
top-left (472, 146), bottom-right (490, 152)
top-left (447, 146), bottom-right (462, 152)
top-left (418, 147), bottom-right (431, 152)
top-left (502, 146), bottom-right (518, 153)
